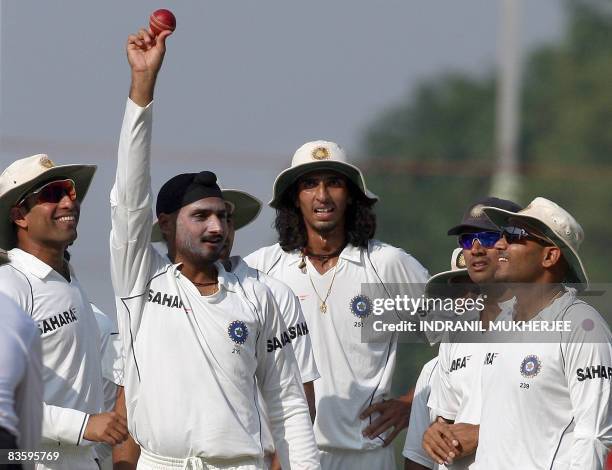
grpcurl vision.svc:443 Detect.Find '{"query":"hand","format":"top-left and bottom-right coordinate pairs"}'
top-left (447, 423), bottom-right (479, 457)
top-left (126, 28), bottom-right (172, 106)
top-left (422, 417), bottom-right (459, 466)
top-left (269, 453), bottom-right (282, 470)
top-left (126, 28), bottom-right (171, 76)
top-left (83, 411), bottom-right (129, 446)
top-left (360, 392), bottom-right (413, 446)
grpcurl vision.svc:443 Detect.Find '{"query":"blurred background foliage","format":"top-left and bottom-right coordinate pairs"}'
top-left (357, 0), bottom-right (612, 420)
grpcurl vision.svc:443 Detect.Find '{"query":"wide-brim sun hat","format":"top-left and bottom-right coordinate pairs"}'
top-left (269, 140), bottom-right (378, 208)
top-left (0, 154), bottom-right (97, 250)
top-left (151, 189), bottom-right (262, 242)
top-left (483, 197), bottom-right (589, 287)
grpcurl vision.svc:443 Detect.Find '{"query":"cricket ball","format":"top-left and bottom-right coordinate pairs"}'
top-left (149, 9), bottom-right (176, 36)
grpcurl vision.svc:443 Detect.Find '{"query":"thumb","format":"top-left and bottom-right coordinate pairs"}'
top-left (155, 29), bottom-right (173, 49)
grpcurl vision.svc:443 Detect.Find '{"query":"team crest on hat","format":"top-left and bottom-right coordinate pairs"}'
top-left (228, 320), bottom-right (249, 344)
top-left (470, 204), bottom-right (485, 217)
top-left (520, 355), bottom-right (541, 378)
top-left (311, 146), bottom-right (330, 160)
top-left (350, 295), bottom-right (372, 318)
top-left (39, 156), bottom-right (55, 168)
top-left (455, 251), bottom-right (466, 269)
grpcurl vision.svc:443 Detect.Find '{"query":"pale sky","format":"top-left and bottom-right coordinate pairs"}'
top-left (0, 0), bottom-right (564, 315)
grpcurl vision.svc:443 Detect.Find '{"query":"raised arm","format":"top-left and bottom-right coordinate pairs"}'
top-left (110, 27), bottom-right (171, 300)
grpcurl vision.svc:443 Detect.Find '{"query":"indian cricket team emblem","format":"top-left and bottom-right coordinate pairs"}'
top-left (455, 251), bottom-right (466, 269)
top-left (311, 146), bottom-right (330, 160)
top-left (470, 204), bottom-right (485, 217)
top-left (228, 320), bottom-right (249, 344)
top-left (39, 156), bottom-right (55, 168)
top-left (350, 295), bottom-right (372, 318)
top-left (520, 354), bottom-right (541, 378)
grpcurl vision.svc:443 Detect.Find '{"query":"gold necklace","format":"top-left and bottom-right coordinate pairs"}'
top-left (307, 261), bottom-right (339, 313)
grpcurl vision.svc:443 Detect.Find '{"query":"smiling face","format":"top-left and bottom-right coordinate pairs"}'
top-left (493, 219), bottom-right (560, 284)
top-left (295, 170), bottom-right (351, 236)
top-left (11, 181), bottom-right (81, 249)
top-left (172, 197), bottom-right (228, 265)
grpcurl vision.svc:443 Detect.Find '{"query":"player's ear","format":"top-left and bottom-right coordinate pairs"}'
top-left (10, 206), bottom-right (28, 229)
top-left (158, 212), bottom-right (176, 243)
top-left (542, 246), bottom-right (562, 269)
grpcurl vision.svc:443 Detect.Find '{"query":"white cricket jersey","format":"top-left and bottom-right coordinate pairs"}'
top-left (0, 249), bottom-right (104, 447)
top-left (474, 289), bottom-right (612, 469)
top-left (110, 98), bottom-right (319, 468)
top-left (0, 293), bottom-right (43, 453)
top-left (403, 357), bottom-right (439, 470)
top-left (245, 241), bottom-right (429, 451)
top-left (91, 304), bottom-right (123, 462)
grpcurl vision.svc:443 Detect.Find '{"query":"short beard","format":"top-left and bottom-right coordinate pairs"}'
top-left (175, 232), bottom-right (221, 268)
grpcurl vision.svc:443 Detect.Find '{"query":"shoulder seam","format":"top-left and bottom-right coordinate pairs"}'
top-left (6, 265), bottom-right (34, 316)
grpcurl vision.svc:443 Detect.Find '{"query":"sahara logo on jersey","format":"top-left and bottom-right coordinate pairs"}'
top-left (228, 320), bottom-right (249, 345)
top-left (450, 355), bottom-right (472, 372)
top-left (267, 322), bottom-right (310, 352)
top-left (520, 355), bottom-right (542, 378)
top-left (350, 295), bottom-right (373, 318)
top-left (38, 307), bottom-right (78, 335)
top-left (576, 365), bottom-right (612, 381)
top-left (148, 289), bottom-right (184, 309)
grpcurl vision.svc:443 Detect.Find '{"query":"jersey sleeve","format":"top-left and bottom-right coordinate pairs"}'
top-left (110, 98), bottom-right (165, 300)
top-left (41, 403), bottom-right (90, 446)
top-left (263, 274), bottom-right (319, 383)
top-left (255, 286), bottom-right (320, 469)
top-left (286, 293), bottom-right (319, 383)
top-left (0, 266), bottom-right (34, 315)
top-left (403, 358), bottom-right (438, 469)
top-left (561, 303), bottom-right (612, 468)
top-left (427, 344), bottom-right (460, 421)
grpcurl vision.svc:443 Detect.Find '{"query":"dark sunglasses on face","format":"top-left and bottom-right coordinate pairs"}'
top-left (457, 231), bottom-right (502, 249)
top-left (500, 226), bottom-right (553, 245)
top-left (18, 179), bottom-right (77, 207)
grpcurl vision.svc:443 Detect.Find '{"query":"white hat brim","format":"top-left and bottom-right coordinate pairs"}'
top-left (268, 160), bottom-right (378, 208)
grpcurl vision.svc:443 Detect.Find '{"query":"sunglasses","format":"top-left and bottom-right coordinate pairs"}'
top-left (500, 226), bottom-right (553, 245)
top-left (457, 231), bottom-right (502, 249)
top-left (18, 179), bottom-right (77, 207)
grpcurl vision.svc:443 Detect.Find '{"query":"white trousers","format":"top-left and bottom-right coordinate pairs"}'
top-left (137, 448), bottom-right (265, 470)
top-left (319, 446), bottom-right (396, 470)
top-left (35, 444), bottom-right (98, 470)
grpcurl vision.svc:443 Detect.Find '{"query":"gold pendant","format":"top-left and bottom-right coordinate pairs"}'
top-left (320, 302), bottom-right (327, 313)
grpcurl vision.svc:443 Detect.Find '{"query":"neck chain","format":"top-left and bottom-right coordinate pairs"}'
top-left (306, 261), bottom-right (340, 314)
top-left (192, 280), bottom-right (218, 287)
top-left (298, 245), bottom-right (345, 270)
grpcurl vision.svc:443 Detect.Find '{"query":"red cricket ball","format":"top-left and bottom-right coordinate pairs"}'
top-left (149, 9), bottom-right (176, 36)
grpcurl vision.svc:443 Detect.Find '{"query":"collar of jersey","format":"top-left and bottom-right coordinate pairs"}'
top-left (286, 243), bottom-right (362, 265)
top-left (9, 247), bottom-right (65, 279)
top-left (170, 260), bottom-right (231, 291)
